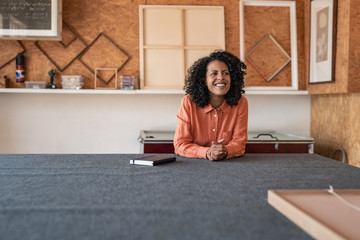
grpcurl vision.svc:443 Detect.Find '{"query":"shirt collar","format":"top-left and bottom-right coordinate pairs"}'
top-left (203, 100), bottom-right (229, 113)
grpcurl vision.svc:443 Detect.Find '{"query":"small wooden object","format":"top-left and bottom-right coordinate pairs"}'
top-left (268, 189), bottom-right (360, 240)
top-left (94, 68), bottom-right (117, 89)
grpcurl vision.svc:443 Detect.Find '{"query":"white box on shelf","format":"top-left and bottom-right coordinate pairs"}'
top-left (61, 75), bottom-right (84, 90)
top-left (25, 81), bottom-right (47, 89)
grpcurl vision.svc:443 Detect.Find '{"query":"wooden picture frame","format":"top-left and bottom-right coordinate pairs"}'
top-left (0, 0), bottom-right (62, 40)
top-left (240, 0), bottom-right (298, 91)
top-left (309, 0), bottom-right (337, 84)
top-left (268, 189), bottom-right (360, 239)
top-left (139, 5), bottom-right (225, 89)
top-left (245, 34), bottom-right (292, 82)
top-left (94, 68), bottom-right (118, 90)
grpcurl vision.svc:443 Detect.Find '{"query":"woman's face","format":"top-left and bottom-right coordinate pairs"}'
top-left (206, 60), bottom-right (231, 97)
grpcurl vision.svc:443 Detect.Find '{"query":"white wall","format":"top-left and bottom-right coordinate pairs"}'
top-left (0, 93), bottom-right (310, 153)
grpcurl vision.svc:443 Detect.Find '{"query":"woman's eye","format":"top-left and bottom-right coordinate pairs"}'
top-left (223, 72), bottom-right (229, 75)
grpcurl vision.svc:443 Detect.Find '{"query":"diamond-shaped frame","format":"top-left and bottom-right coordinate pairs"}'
top-left (79, 33), bottom-right (130, 85)
top-left (35, 22), bottom-right (87, 72)
top-left (246, 34), bottom-right (291, 82)
top-left (94, 68), bottom-right (117, 89)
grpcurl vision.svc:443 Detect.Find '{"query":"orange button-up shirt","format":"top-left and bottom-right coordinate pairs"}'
top-left (174, 95), bottom-right (248, 159)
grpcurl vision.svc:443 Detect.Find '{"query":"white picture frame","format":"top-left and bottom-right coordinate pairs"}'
top-left (309, 0), bottom-right (337, 84)
top-left (0, 0), bottom-right (62, 40)
top-left (240, 0), bottom-right (298, 91)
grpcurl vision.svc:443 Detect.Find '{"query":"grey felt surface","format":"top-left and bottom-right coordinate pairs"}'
top-left (0, 154), bottom-right (360, 240)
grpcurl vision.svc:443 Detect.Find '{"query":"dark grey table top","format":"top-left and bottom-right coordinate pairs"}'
top-left (0, 154), bottom-right (359, 240)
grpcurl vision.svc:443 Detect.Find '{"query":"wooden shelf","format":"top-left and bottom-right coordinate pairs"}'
top-left (0, 88), bottom-right (184, 95)
top-left (244, 90), bottom-right (309, 95)
top-left (0, 88), bottom-right (308, 95)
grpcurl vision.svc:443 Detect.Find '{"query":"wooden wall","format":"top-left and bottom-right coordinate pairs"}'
top-left (305, 0), bottom-right (350, 94)
top-left (0, 0), bottom-right (307, 90)
top-left (311, 93), bottom-right (360, 167)
top-left (309, 0), bottom-right (360, 167)
top-left (0, 0), bottom-right (142, 89)
top-left (348, 0), bottom-right (360, 92)
top-left (305, 0), bottom-right (360, 94)
top-left (1, 0), bottom-right (358, 166)
top-left (243, 4), bottom-right (295, 87)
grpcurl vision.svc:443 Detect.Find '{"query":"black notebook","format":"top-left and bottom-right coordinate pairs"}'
top-left (130, 155), bottom-right (176, 166)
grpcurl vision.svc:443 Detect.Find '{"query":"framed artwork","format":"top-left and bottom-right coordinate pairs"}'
top-left (240, 1), bottom-right (298, 90)
top-left (0, 0), bottom-right (62, 40)
top-left (309, 0), bottom-right (338, 84)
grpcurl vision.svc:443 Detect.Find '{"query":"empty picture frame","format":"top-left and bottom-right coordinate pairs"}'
top-left (240, 0), bottom-right (298, 90)
top-left (94, 68), bottom-right (117, 89)
top-left (246, 34), bottom-right (292, 82)
top-left (309, 0), bottom-right (337, 84)
top-left (139, 5), bottom-right (225, 89)
top-left (0, 0), bottom-right (62, 40)
top-left (268, 189), bottom-right (360, 239)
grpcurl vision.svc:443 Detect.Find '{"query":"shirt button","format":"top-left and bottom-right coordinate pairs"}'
top-left (214, 114), bottom-right (217, 117)
top-left (212, 129), bottom-right (215, 132)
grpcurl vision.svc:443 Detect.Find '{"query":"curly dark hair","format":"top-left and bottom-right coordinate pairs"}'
top-left (184, 50), bottom-right (246, 108)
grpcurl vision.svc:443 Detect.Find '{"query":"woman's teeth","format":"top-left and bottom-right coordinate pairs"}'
top-left (215, 83), bottom-right (225, 87)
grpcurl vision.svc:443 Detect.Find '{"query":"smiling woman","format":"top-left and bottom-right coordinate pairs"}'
top-left (174, 50), bottom-right (248, 161)
top-left (206, 60), bottom-right (232, 108)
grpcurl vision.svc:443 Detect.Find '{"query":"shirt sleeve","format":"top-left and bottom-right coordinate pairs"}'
top-left (225, 96), bottom-right (248, 159)
top-left (173, 97), bottom-right (209, 159)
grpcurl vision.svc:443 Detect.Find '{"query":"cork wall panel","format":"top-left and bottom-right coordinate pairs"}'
top-left (347, 93), bottom-right (360, 167)
top-left (303, 0), bottom-right (310, 90)
top-left (142, 0), bottom-right (306, 90)
top-left (295, 0), bottom-right (306, 90)
top-left (309, 0), bottom-right (360, 167)
top-left (79, 33), bottom-right (130, 84)
top-left (0, 0), bottom-right (307, 90)
top-left (0, 0), bottom-right (143, 89)
top-left (0, 41), bottom-right (25, 69)
top-left (35, 23), bottom-right (87, 71)
top-left (243, 6), bottom-right (292, 87)
top-left (8, 40), bottom-right (59, 88)
top-left (311, 93), bottom-right (360, 167)
top-left (348, 0), bottom-right (360, 92)
top-left (307, 0), bottom-right (350, 94)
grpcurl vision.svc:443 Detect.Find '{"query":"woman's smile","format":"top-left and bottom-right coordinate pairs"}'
top-left (206, 60), bottom-right (231, 98)
top-left (214, 82), bottom-right (226, 87)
